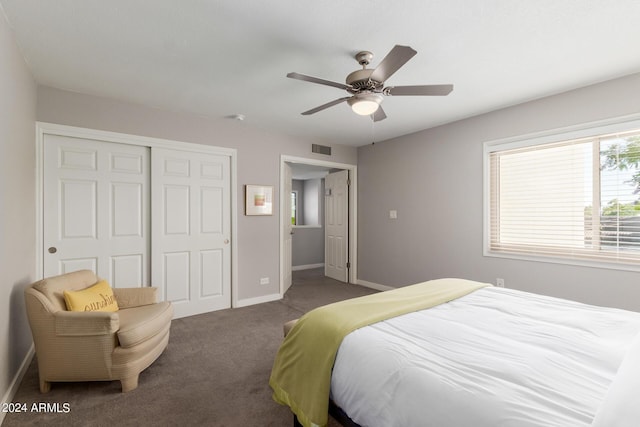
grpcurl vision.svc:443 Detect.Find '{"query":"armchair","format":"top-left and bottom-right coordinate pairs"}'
top-left (24, 270), bottom-right (173, 393)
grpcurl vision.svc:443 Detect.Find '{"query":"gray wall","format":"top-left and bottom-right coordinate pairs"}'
top-left (358, 72), bottom-right (640, 312)
top-left (292, 227), bottom-right (325, 267)
top-left (36, 86), bottom-right (357, 302)
top-left (302, 179), bottom-right (322, 226)
top-left (0, 11), bottom-right (37, 410)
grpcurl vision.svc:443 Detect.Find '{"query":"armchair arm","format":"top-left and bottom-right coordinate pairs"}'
top-left (54, 311), bottom-right (119, 336)
top-left (113, 287), bottom-right (158, 309)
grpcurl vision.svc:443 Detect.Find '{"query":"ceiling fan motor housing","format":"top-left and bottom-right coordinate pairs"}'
top-left (346, 69), bottom-right (383, 92)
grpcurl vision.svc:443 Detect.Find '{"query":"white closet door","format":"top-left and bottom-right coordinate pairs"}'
top-left (325, 170), bottom-right (349, 283)
top-left (43, 134), bottom-right (149, 287)
top-left (152, 148), bottom-right (231, 318)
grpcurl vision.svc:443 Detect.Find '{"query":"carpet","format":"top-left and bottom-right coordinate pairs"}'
top-left (3, 269), bottom-right (377, 427)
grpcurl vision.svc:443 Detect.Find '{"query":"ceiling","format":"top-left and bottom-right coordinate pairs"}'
top-left (289, 163), bottom-right (332, 180)
top-left (2, 1), bottom-right (640, 147)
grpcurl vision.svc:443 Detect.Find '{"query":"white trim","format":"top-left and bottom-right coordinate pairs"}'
top-left (482, 249), bottom-right (640, 273)
top-left (355, 279), bottom-right (394, 292)
top-left (482, 113), bottom-right (640, 272)
top-left (292, 263), bottom-right (324, 271)
top-left (282, 154), bottom-right (357, 171)
top-left (0, 345), bottom-right (34, 425)
top-left (235, 293), bottom-right (281, 308)
top-left (35, 122), bottom-right (239, 307)
top-left (279, 155), bottom-right (358, 298)
top-left (230, 152), bottom-right (239, 308)
top-left (483, 112), bottom-right (640, 153)
top-left (36, 122), bottom-right (237, 156)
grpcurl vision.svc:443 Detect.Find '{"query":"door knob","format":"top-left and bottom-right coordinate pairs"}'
top-left (224, 239), bottom-right (230, 244)
top-left (48, 247), bottom-right (57, 254)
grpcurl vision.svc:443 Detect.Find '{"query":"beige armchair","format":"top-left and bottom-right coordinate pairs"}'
top-left (24, 270), bottom-right (173, 393)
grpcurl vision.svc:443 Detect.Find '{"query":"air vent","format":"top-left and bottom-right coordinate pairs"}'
top-left (312, 144), bottom-right (331, 155)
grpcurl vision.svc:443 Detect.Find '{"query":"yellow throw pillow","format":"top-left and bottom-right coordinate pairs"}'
top-left (63, 280), bottom-right (119, 312)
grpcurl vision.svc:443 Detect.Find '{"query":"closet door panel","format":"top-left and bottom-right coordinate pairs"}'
top-left (152, 148), bottom-right (231, 318)
top-left (43, 134), bottom-right (149, 288)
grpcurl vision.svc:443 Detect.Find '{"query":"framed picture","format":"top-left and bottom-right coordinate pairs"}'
top-left (245, 185), bottom-right (274, 216)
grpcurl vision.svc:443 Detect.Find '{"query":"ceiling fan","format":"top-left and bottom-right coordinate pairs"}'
top-left (287, 45), bottom-right (453, 122)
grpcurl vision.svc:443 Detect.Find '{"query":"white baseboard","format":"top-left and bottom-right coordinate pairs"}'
top-left (0, 344), bottom-right (34, 425)
top-left (291, 263), bottom-right (324, 271)
top-left (235, 292), bottom-right (281, 308)
top-left (355, 279), bottom-right (395, 292)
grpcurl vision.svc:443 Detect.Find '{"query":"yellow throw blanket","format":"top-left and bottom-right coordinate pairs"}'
top-left (269, 278), bottom-right (490, 427)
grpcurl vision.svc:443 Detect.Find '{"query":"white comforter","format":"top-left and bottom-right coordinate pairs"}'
top-left (330, 287), bottom-right (640, 427)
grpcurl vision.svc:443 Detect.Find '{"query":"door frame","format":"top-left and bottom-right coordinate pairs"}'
top-left (279, 155), bottom-right (358, 297)
top-left (35, 122), bottom-right (239, 307)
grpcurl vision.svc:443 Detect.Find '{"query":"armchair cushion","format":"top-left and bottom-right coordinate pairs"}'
top-left (33, 270), bottom-right (98, 312)
top-left (63, 280), bottom-right (119, 312)
top-left (117, 301), bottom-right (173, 349)
top-left (114, 287), bottom-right (158, 309)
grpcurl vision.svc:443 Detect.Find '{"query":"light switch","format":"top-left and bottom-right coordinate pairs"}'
top-left (389, 210), bottom-right (398, 219)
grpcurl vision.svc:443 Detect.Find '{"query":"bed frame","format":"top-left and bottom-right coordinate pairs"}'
top-left (292, 400), bottom-right (360, 427)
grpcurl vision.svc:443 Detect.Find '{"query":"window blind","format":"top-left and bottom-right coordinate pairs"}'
top-left (488, 130), bottom-right (640, 267)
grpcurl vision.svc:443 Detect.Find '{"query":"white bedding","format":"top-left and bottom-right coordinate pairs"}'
top-left (330, 287), bottom-right (640, 427)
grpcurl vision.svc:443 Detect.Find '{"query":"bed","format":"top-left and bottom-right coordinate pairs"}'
top-left (269, 278), bottom-right (640, 427)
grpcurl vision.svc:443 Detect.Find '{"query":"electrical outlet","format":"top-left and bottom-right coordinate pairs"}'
top-left (259, 277), bottom-right (270, 285)
top-left (389, 210), bottom-right (398, 219)
top-left (496, 278), bottom-right (505, 288)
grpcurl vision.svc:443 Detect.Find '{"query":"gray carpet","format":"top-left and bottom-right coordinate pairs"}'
top-left (3, 269), bottom-right (377, 427)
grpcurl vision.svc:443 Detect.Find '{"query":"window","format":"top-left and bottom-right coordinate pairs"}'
top-left (291, 191), bottom-right (298, 225)
top-left (485, 121), bottom-right (640, 270)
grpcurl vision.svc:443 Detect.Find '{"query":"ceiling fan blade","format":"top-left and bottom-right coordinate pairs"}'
top-left (287, 72), bottom-right (351, 91)
top-left (369, 45), bottom-right (417, 83)
top-left (384, 84), bottom-right (453, 96)
top-left (372, 106), bottom-right (387, 122)
top-left (301, 97), bottom-right (351, 115)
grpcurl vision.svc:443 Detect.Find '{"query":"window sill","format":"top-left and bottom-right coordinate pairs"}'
top-left (484, 248), bottom-right (640, 273)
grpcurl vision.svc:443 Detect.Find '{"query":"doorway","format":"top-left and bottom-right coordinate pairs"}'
top-left (279, 155), bottom-right (357, 297)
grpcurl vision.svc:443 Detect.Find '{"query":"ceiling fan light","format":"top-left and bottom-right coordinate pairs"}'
top-left (351, 100), bottom-right (379, 115)
top-left (348, 93), bottom-right (382, 116)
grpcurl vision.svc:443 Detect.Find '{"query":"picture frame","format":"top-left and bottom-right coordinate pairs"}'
top-left (245, 185), bottom-right (274, 216)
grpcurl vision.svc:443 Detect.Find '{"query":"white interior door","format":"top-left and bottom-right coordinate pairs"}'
top-left (325, 170), bottom-right (349, 282)
top-left (282, 163), bottom-right (293, 293)
top-left (152, 148), bottom-right (231, 318)
top-left (43, 134), bottom-right (149, 287)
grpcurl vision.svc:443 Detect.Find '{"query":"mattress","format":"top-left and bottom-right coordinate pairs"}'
top-left (330, 286), bottom-right (640, 427)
